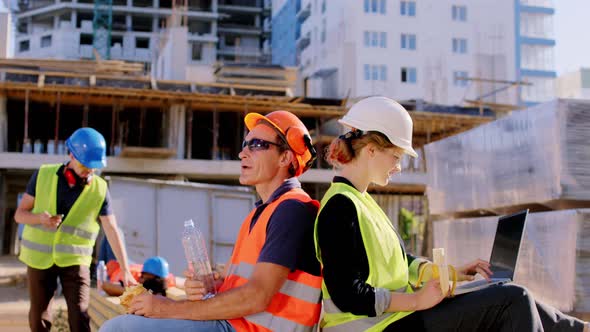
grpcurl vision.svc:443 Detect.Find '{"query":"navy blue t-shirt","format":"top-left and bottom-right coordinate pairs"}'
top-left (250, 178), bottom-right (321, 276)
top-left (25, 164), bottom-right (112, 219)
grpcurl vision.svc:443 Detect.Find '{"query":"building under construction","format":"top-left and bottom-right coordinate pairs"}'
top-left (12, 0), bottom-right (271, 64)
top-left (0, 57), bottom-right (493, 257)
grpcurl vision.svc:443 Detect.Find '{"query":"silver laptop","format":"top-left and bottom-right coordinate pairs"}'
top-left (453, 210), bottom-right (528, 295)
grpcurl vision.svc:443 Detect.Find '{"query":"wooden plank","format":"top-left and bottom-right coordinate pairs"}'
top-left (1, 68), bottom-right (289, 94)
top-left (216, 76), bottom-right (294, 87)
top-left (0, 86), bottom-right (346, 117)
top-left (0, 58), bottom-right (144, 76)
top-left (0, 86), bottom-right (489, 139)
top-left (88, 287), bottom-right (188, 329)
top-left (119, 146), bottom-right (177, 159)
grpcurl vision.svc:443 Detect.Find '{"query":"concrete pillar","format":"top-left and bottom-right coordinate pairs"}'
top-left (0, 94), bottom-right (6, 153)
top-left (71, 11), bottom-right (77, 28)
top-left (0, 11), bottom-right (10, 58)
top-left (0, 173), bottom-right (5, 254)
top-left (167, 104), bottom-right (186, 159)
top-left (152, 17), bottom-right (158, 32)
top-left (211, 20), bottom-right (217, 36)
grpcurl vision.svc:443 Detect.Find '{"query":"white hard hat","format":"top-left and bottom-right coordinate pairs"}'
top-left (339, 96), bottom-right (418, 158)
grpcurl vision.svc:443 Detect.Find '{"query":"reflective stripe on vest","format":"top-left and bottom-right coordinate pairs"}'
top-left (245, 312), bottom-right (312, 332)
top-left (27, 224), bottom-right (98, 241)
top-left (221, 188), bottom-right (322, 332)
top-left (21, 239), bottom-right (94, 256)
top-left (322, 286), bottom-right (407, 314)
top-left (19, 163), bottom-right (106, 269)
top-left (228, 262), bottom-right (322, 305)
top-left (314, 182), bottom-right (415, 332)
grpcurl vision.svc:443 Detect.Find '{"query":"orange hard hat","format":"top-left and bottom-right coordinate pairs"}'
top-left (244, 110), bottom-right (316, 176)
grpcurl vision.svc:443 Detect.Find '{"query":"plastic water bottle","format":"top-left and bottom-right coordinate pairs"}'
top-left (96, 260), bottom-right (107, 296)
top-left (182, 219), bottom-right (216, 299)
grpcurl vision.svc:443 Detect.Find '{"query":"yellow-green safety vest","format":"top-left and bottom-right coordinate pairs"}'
top-left (19, 163), bottom-right (107, 269)
top-left (314, 182), bottom-right (414, 332)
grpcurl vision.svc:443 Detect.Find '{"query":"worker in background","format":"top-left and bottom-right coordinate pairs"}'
top-left (314, 96), bottom-right (589, 332)
top-left (15, 127), bottom-right (136, 332)
top-left (102, 256), bottom-right (174, 297)
top-left (100, 111), bottom-right (323, 332)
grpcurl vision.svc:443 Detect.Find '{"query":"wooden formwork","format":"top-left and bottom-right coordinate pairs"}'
top-left (88, 287), bottom-right (187, 331)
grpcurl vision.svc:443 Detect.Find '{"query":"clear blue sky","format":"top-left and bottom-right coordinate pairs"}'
top-left (555, 0), bottom-right (590, 74)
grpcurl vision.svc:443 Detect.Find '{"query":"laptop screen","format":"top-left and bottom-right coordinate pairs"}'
top-left (489, 210), bottom-right (528, 280)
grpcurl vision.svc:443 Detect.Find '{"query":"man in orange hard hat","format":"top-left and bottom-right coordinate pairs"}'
top-left (101, 111), bottom-right (323, 332)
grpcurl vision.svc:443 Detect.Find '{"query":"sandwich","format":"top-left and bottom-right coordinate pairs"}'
top-left (119, 284), bottom-right (149, 308)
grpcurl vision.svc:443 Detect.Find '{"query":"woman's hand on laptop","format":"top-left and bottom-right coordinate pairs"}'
top-left (458, 259), bottom-right (493, 281)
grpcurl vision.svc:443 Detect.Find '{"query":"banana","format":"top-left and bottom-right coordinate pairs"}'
top-left (415, 262), bottom-right (458, 297)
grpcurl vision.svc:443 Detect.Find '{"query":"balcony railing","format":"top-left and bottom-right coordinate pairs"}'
top-left (296, 0), bottom-right (311, 23)
top-left (520, 0), bottom-right (554, 8)
top-left (296, 31), bottom-right (311, 51)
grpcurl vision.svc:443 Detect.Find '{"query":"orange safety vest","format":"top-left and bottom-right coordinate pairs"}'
top-left (219, 188), bottom-right (323, 332)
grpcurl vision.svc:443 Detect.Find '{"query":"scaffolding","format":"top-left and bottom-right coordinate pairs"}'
top-left (93, 0), bottom-right (113, 60)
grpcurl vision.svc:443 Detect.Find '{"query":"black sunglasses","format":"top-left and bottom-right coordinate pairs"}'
top-left (242, 138), bottom-right (283, 151)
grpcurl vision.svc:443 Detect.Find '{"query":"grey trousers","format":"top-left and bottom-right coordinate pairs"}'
top-left (386, 284), bottom-right (585, 332)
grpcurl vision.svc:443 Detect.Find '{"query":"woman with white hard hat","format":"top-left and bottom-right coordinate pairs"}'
top-left (313, 96), bottom-right (588, 331)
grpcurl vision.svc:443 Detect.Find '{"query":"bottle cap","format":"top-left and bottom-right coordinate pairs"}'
top-left (184, 219), bottom-right (195, 227)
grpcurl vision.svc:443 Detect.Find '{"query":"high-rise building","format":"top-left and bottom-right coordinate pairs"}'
top-left (272, 0), bottom-right (555, 106)
top-left (11, 0), bottom-right (271, 65)
top-left (516, 0), bottom-right (556, 106)
top-left (218, 0), bottom-right (272, 64)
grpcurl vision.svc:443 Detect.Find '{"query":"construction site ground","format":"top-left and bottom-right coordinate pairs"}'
top-left (0, 255), bottom-right (67, 332)
top-left (0, 255), bottom-right (587, 331)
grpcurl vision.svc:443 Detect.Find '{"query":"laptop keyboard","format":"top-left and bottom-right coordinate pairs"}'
top-left (456, 279), bottom-right (494, 289)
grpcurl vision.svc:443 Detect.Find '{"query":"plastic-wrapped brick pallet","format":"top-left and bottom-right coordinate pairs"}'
top-left (433, 209), bottom-right (589, 313)
top-left (425, 99), bottom-right (590, 216)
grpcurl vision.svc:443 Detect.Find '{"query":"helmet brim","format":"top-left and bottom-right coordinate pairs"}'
top-left (83, 159), bottom-right (107, 169)
top-left (244, 112), bottom-right (287, 136)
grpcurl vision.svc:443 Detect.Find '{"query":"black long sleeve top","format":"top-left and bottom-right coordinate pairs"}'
top-left (316, 177), bottom-right (426, 316)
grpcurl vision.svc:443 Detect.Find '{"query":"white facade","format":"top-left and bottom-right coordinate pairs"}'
top-left (0, 4), bottom-right (11, 58)
top-left (297, 0), bottom-right (518, 106)
top-left (556, 68), bottom-right (590, 100)
top-left (153, 26), bottom-right (216, 82)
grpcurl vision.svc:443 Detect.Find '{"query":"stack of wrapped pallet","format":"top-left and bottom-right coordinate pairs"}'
top-left (424, 99), bottom-right (590, 316)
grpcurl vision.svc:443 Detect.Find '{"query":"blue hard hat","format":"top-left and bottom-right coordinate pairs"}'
top-left (142, 256), bottom-right (169, 279)
top-left (65, 128), bottom-right (107, 169)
